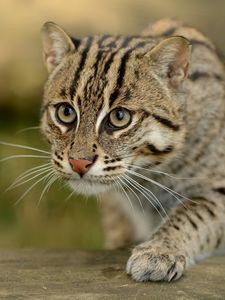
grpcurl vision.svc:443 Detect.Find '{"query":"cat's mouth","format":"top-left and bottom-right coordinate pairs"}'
top-left (68, 177), bottom-right (116, 196)
top-left (52, 157), bottom-right (125, 196)
top-left (53, 162), bottom-right (122, 196)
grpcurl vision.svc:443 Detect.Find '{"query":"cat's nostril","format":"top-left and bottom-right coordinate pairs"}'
top-left (69, 156), bottom-right (97, 176)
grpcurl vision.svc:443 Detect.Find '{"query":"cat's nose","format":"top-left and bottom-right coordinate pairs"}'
top-left (69, 157), bottom-right (95, 176)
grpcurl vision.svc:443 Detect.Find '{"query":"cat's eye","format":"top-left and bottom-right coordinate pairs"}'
top-left (56, 103), bottom-right (77, 125)
top-left (108, 108), bottom-right (132, 129)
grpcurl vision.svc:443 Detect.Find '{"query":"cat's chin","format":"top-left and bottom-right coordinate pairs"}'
top-left (68, 179), bottom-right (112, 196)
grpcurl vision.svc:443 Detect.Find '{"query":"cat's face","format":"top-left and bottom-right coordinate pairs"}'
top-left (40, 22), bottom-right (190, 195)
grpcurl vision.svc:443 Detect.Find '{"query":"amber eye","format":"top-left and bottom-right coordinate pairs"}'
top-left (108, 108), bottom-right (132, 129)
top-left (56, 103), bottom-right (77, 124)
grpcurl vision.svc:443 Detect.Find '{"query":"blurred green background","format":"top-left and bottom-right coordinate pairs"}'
top-left (0, 0), bottom-right (225, 249)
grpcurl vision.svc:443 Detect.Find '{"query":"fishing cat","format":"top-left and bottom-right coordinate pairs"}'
top-left (41, 18), bottom-right (225, 282)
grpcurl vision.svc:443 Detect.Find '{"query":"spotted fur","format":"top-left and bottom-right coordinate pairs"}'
top-left (40, 19), bottom-right (225, 282)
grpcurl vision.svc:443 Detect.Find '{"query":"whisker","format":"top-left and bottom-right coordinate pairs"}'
top-left (124, 162), bottom-right (199, 212)
top-left (37, 172), bottom-right (58, 206)
top-left (0, 141), bottom-right (51, 155)
top-left (8, 163), bottom-right (52, 185)
top-left (0, 154), bottom-right (50, 163)
top-left (6, 163), bottom-right (52, 191)
top-left (64, 190), bottom-right (75, 202)
top-left (96, 194), bottom-right (102, 208)
top-left (112, 178), bottom-right (121, 194)
top-left (121, 174), bottom-right (145, 216)
top-left (114, 178), bottom-right (135, 217)
top-left (16, 126), bottom-right (40, 134)
top-left (123, 173), bottom-right (167, 222)
top-left (127, 169), bottom-right (197, 208)
top-left (124, 163), bottom-right (203, 181)
top-left (116, 153), bottom-right (137, 160)
top-left (13, 170), bottom-right (55, 206)
top-left (7, 167), bottom-right (53, 191)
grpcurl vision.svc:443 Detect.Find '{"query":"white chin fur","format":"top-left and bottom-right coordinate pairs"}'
top-left (68, 179), bottom-right (112, 196)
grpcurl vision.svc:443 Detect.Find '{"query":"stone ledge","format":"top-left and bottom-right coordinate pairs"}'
top-left (0, 249), bottom-right (224, 299)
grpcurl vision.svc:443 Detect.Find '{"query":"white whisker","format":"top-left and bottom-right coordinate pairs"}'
top-left (121, 174), bottom-right (145, 216)
top-left (38, 172), bottom-right (58, 206)
top-left (114, 178), bottom-right (135, 217)
top-left (127, 169), bottom-right (197, 208)
top-left (5, 166), bottom-right (52, 192)
top-left (13, 170), bottom-right (55, 206)
top-left (0, 141), bottom-right (51, 155)
top-left (64, 190), bottom-right (75, 202)
top-left (8, 167), bottom-right (53, 191)
top-left (123, 173), bottom-right (167, 222)
top-left (0, 154), bottom-right (50, 163)
top-left (16, 126), bottom-right (40, 134)
top-left (125, 163), bottom-right (202, 181)
top-left (8, 163), bottom-right (52, 186)
top-left (96, 194), bottom-right (101, 207)
top-left (117, 153), bottom-right (137, 160)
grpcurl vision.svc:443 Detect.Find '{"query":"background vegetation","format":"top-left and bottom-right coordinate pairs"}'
top-left (0, 0), bottom-right (225, 249)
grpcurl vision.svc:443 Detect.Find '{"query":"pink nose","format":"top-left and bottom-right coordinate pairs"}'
top-left (69, 158), bottom-right (93, 176)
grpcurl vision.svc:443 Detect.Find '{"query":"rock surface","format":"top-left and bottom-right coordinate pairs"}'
top-left (0, 249), bottom-right (224, 299)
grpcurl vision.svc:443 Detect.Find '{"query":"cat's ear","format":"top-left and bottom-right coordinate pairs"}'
top-left (41, 22), bottom-right (75, 73)
top-left (146, 36), bottom-right (191, 88)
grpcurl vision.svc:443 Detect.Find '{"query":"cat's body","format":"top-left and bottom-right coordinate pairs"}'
top-left (41, 19), bottom-right (225, 282)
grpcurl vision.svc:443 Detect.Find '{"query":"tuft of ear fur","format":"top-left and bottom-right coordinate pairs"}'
top-left (147, 36), bottom-right (191, 88)
top-left (41, 21), bottom-right (75, 73)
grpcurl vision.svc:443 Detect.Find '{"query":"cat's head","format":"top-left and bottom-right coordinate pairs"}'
top-left (40, 22), bottom-right (190, 195)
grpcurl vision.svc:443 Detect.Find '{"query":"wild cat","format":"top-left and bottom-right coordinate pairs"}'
top-left (40, 18), bottom-right (225, 282)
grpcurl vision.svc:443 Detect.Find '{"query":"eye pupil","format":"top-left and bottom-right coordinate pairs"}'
top-left (64, 106), bottom-right (73, 116)
top-left (116, 110), bottom-right (124, 120)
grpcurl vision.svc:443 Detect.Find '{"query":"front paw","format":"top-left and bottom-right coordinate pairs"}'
top-left (126, 245), bottom-right (186, 282)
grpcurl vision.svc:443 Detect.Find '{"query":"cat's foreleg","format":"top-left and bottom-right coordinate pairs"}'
top-left (127, 193), bottom-right (225, 282)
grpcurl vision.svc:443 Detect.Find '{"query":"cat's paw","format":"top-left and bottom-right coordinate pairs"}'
top-left (126, 245), bottom-right (186, 282)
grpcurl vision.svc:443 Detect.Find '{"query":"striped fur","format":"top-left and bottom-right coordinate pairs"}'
top-left (40, 19), bottom-right (225, 282)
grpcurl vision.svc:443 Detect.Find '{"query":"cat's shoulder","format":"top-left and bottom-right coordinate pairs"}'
top-left (141, 18), bottom-right (215, 50)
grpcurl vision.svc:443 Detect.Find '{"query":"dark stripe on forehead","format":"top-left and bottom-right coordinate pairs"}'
top-left (90, 36), bottom-right (136, 102)
top-left (71, 37), bottom-right (81, 49)
top-left (106, 37), bottom-right (120, 48)
top-left (83, 36), bottom-right (111, 100)
top-left (92, 51), bottom-right (104, 74)
top-left (92, 35), bottom-right (112, 72)
top-left (103, 36), bottom-right (133, 74)
top-left (152, 113), bottom-right (180, 131)
top-left (109, 41), bottom-right (147, 106)
top-left (109, 51), bottom-right (130, 105)
top-left (69, 36), bottom-right (94, 100)
top-left (59, 88), bottom-right (67, 97)
top-left (97, 35), bottom-right (110, 48)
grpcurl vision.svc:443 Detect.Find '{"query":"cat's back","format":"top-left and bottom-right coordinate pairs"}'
top-left (142, 19), bottom-right (225, 125)
top-left (142, 19), bottom-right (225, 180)
top-left (141, 18), bottom-right (224, 81)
